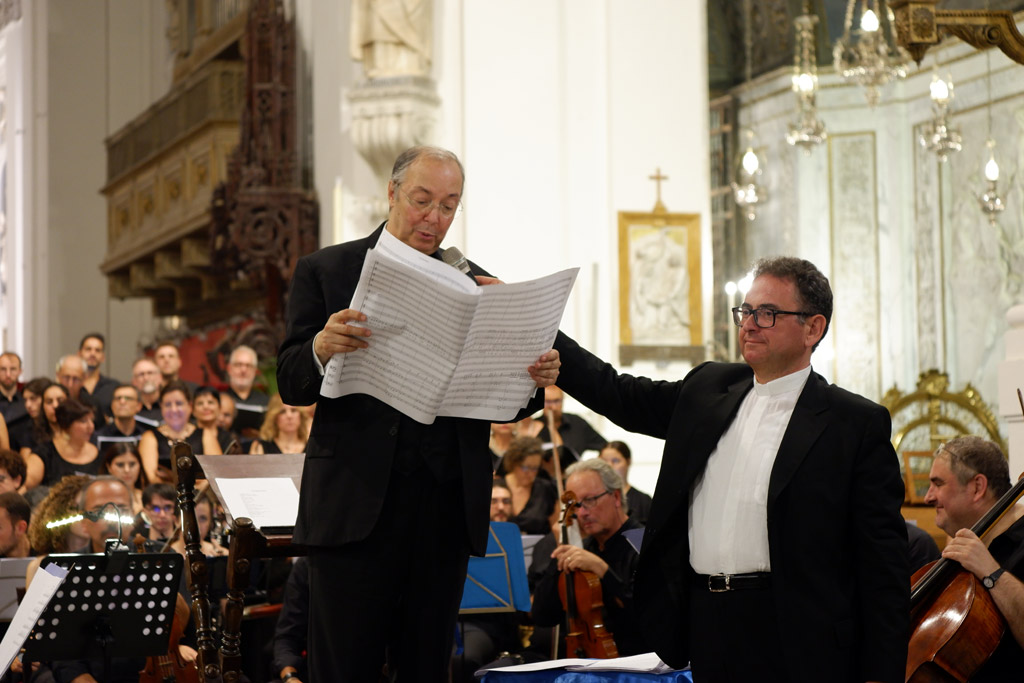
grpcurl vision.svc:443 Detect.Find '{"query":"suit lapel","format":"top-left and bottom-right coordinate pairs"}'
top-left (767, 372), bottom-right (830, 504)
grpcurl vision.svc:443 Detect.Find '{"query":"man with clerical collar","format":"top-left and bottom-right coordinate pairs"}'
top-left (0, 352), bottom-right (26, 427)
top-left (79, 333), bottom-right (120, 417)
top-left (131, 358), bottom-right (163, 429)
top-left (923, 436), bottom-right (1024, 681)
top-left (553, 256), bottom-right (908, 681)
top-left (94, 384), bottom-right (151, 449)
top-left (225, 345), bottom-right (269, 436)
top-left (0, 492), bottom-right (32, 558)
top-left (531, 458), bottom-right (647, 657)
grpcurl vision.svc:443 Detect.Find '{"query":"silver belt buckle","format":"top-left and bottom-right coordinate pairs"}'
top-left (709, 573), bottom-right (730, 593)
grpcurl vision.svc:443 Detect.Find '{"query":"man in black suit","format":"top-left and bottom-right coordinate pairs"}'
top-left (277, 145), bottom-right (560, 681)
top-left (554, 257), bottom-right (908, 682)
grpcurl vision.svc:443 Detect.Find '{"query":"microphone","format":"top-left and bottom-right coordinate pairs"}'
top-left (442, 247), bottom-right (473, 276)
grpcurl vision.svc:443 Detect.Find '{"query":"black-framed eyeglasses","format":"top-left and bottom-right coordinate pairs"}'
top-left (731, 306), bottom-right (812, 329)
top-left (578, 490), bottom-right (613, 510)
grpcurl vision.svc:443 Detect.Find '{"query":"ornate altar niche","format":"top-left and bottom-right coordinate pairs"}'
top-left (882, 369), bottom-right (1006, 547)
top-left (100, 0), bottom-right (317, 372)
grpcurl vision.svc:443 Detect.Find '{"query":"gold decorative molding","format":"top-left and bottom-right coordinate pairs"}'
top-left (891, 0), bottom-right (1024, 65)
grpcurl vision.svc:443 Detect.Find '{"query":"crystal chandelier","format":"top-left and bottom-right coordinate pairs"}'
top-left (786, 10), bottom-right (827, 152)
top-left (833, 0), bottom-right (911, 106)
top-left (919, 72), bottom-right (961, 162)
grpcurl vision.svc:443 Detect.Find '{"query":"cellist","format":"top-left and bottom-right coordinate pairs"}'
top-left (530, 458), bottom-right (649, 656)
top-left (921, 436), bottom-right (1024, 681)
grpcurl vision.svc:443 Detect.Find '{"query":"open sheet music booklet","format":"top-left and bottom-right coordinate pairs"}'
top-left (321, 229), bottom-right (578, 424)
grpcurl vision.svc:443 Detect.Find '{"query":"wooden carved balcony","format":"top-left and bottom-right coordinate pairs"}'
top-left (100, 60), bottom-right (259, 324)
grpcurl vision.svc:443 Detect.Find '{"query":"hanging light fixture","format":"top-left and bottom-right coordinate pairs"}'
top-left (833, 0), bottom-right (910, 106)
top-left (732, 0), bottom-right (767, 221)
top-left (919, 69), bottom-right (961, 162)
top-left (787, 6), bottom-right (827, 151)
top-left (977, 47), bottom-right (1004, 224)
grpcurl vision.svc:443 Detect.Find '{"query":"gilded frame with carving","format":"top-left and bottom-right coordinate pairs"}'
top-left (617, 211), bottom-right (703, 365)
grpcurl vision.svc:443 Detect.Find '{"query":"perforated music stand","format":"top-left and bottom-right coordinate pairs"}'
top-left (460, 522), bottom-right (530, 614)
top-left (22, 552), bottom-right (183, 683)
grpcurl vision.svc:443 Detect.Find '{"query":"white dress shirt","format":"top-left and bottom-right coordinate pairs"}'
top-left (688, 365), bottom-right (811, 575)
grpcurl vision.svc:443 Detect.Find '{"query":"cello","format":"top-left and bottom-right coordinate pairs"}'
top-left (547, 409), bottom-right (619, 659)
top-left (905, 394), bottom-right (1024, 682)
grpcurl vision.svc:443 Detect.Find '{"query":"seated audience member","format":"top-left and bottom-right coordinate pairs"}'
top-left (249, 394), bottom-right (310, 454)
top-left (34, 398), bottom-right (103, 487)
top-left (922, 436), bottom-right (1024, 681)
top-left (22, 383), bottom-right (69, 489)
top-left (531, 458), bottom-right (647, 657)
top-left (102, 442), bottom-right (150, 515)
top-left (139, 380), bottom-right (222, 484)
top-left (0, 491), bottom-right (33, 558)
top-left (0, 448), bottom-right (26, 494)
top-left (26, 474), bottom-right (93, 555)
top-left (504, 437), bottom-right (559, 535)
top-left (95, 384), bottom-right (151, 451)
top-left (142, 482), bottom-right (178, 545)
top-left (598, 441), bottom-right (653, 525)
top-left (536, 386), bottom-right (606, 471)
top-left (154, 341), bottom-right (198, 394)
top-left (906, 521), bottom-right (941, 574)
top-left (55, 354), bottom-right (104, 429)
top-left (171, 489), bottom-right (228, 558)
top-left (225, 345), bottom-right (269, 437)
top-left (130, 357), bottom-right (163, 428)
top-left (192, 386), bottom-right (237, 452)
top-left (79, 332), bottom-right (120, 417)
top-left (8, 376), bottom-right (49, 455)
top-left (272, 556), bottom-right (309, 683)
top-left (0, 351), bottom-right (25, 424)
top-left (452, 479), bottom-right (522, 682)
top-left (217, 392), bottom-right (237, 432)
top-left (489, 423), bottom-right (516, 474)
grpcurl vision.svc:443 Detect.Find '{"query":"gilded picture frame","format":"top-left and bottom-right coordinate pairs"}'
top-left (617, 210), bottom-right (703, 365)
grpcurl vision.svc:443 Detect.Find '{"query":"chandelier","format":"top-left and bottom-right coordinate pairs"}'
top-left (833, 0), bottom-right (911, 106)
top-left (977, 49), bottom-right (1004, 225)
top-left (786, 10), bottom-right (827, 151)
top-left (732, 0), bottom-right (767, 221)
top-left (919, 72), bottom-right (961, 162)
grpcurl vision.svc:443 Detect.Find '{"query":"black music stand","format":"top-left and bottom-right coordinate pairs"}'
top-left (22, 551), bottom-right (183, 683)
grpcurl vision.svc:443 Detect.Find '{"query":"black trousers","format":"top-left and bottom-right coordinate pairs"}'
top-left (306, 468), bottom-right (470, 682)
top-left (688, 584), bottom-right (786, 683)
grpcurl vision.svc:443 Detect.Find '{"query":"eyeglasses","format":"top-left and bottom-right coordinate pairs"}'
top-left (112, 395), bottom-right (138, 403)
top-left (147, 504), bottom-right (174, 515)
top-left (518, 464), bottom-right (540, 473)
top-left (731, 306), bottom-right (812, 329)
top-left (397, 185), bottom-right (461, 219)
top-left (577, 490), bottom-right (613, 510)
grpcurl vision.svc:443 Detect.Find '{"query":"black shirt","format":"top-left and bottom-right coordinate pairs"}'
top-left (537, 413), bottom-right (606, 471)
top-left (531, 516), bottom-right (647, 656)
top-left (227, 387), bottom-right (269, 435)
top-left (973, 514), bottom-right (1024, 682)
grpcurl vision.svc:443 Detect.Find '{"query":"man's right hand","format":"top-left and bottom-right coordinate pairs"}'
top-left (314, 309), bottom-right (371, 366)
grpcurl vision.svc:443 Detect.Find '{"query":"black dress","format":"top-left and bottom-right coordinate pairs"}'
top-left (155, 428), bottom-right (207, 468)
top-left (509, 477), bottom-right (558, 535)
top-left (37, 441), bottom-right (102, 486)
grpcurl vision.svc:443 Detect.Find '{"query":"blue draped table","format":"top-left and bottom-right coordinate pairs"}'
top-left (481, 670), bottom-right (693, 683)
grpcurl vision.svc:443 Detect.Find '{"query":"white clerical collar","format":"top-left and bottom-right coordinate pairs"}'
top-left (752, 364), bottom-right (812, 397)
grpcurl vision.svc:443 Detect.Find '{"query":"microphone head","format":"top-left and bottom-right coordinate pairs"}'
top-left (442, 247), bottom-right (471, 274)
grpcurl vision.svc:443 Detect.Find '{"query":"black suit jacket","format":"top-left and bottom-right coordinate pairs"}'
top-left (554, 332), bottom-right (909, 682)
top-left (277, 225), bottom-right (542, 555)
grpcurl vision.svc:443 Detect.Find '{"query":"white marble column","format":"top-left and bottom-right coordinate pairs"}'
top-left (998, 305), bottom-right (1024, 478)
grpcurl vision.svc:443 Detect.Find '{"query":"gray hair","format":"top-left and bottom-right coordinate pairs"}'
top-left (390, 146), bottom-right (465, 192)
top-left (56, 354), bottom-right (85, 374)
top-left (229, 345), bottom-right (258, 366)
top-left (565, 458), bottom-right (628, 514)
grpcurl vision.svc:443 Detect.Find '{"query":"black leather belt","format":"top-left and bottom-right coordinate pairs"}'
top-left (694, 572), bottom-right (771, 592)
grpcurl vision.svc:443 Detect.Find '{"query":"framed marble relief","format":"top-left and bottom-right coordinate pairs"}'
top-left (617, 210), bottom-right (703, 366)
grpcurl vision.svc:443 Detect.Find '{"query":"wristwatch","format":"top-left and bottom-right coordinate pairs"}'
top-left (982, 567), bottom-right (1005, 589)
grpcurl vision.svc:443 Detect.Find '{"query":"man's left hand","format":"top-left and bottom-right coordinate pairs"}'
top-left (552, 544), bottom-right (608, 578)
top-left (528, 350), bottom-right (560, 388)
top-left (941, 528), bottom-right (1000, 580)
